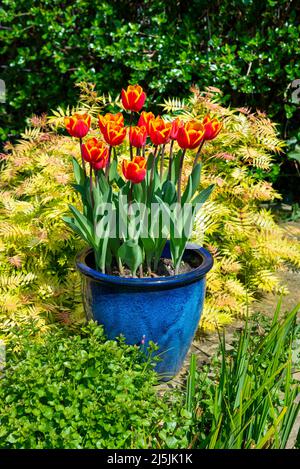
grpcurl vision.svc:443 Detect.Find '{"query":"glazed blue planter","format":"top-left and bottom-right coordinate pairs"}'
top-left (76, 241), bottom-right (213, 381)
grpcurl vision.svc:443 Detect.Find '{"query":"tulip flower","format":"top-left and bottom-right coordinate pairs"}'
top-left (202, 115), bottom-right (222, 141)
top-left (129, 126), bottom-right (147, 148)
top-left (177, 121), bottom-right (205, 150)
top-left (170, 118), bottom-right (183, 140)
top-left (149, 117), bottom-right (172, 146)
top-left (98, 112), bottom-right (124, 134)
top-left (64, 112), bottom-right (91, 138)
top-left (122, 156), bottom-right (147, 184)
top-left (102, 123), bottom-right (127, 147)
top-left (138, 111), bottom-right (155, 134)
top-left (121, 85), bottom-right (146, 112)
top-left (81, 138), bottom-right (108, 170)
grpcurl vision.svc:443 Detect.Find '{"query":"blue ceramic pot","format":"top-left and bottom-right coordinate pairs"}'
top-left (76, 241), bottom-right (213, 381)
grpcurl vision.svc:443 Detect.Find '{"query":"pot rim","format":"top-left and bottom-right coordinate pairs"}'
top-left (76, 242), bottom-right (213, 288)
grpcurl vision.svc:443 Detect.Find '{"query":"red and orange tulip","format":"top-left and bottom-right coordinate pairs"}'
top-left (98, 112), bottom-right (124, 134)
top-left (121, 85), bottom-right (146, 112)
top-left (81, 138), bottom-right (108, 170)
top-left (202, 115), bottom-right (222, 140)
top-left (149, 117), bottom-right (172, 146)
top-left (64, 112), bottom-right (91, 138)
top-left (122, 156), bottom-right (147, 184)
top-left (102, 123), bottom-right (127, 147)
top-left (138, 111), bottom-right (155, 134)
top-left (177, 121), bottom-right (205, 149)
top-left (129, 126), bottom-right (147, 148)
top-left (170, 118), bottom-right (183, 140)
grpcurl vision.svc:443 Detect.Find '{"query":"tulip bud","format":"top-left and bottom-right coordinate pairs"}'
top-left (65, 112), bottom-right (91, 138)
top-left (177, 121), bottom-right (205, 149)
top-left (122, 156), bottom-right (147, 184)
top-left (102, 123), bottom-right (127, 147)
top-left (81, 138), bottom-right (108, 169)
top-left (121, 85), bottom-right (146, 112)
top-left (129, 126), bottom-right (147, 148)
top-left (149, 117), bottom-right (172, 146)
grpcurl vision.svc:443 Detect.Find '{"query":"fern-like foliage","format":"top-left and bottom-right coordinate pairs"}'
top-left (0, 83), bottom-right (299, 336)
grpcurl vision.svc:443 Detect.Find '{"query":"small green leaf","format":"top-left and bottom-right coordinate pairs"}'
top-left (118, 240), bottom-right (143, 276)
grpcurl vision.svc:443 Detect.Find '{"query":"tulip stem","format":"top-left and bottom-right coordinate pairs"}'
top-left (142, 145), bottom-right (146, 158)
top-left (129, 111), bottom-right (134, 160)
top-left (128, 183), bottom-right (133, 211)
top-left (89, 164), bottom-right (94, 208)
top-left (79, 138), bottom-right (86, 177)
top-left (159, 144), bottom-right (165, 181)
top-left (136, 147), bottom-right (141, 157)
top-left (168, 139), bottom-right (174, 180)
top-left (193, 140), bottom-right (205, 168)
top-left (105, 146), bottom-right (113, 179)
top-left (148, 146), bottom-right (158, 202)
top-left (177, 149), bottom-right (186, 204)
top-left (113, 147), bottom-right (117, 162)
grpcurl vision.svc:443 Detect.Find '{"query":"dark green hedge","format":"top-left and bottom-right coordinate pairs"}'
top-left (1, 0), bottom-right (300, 141)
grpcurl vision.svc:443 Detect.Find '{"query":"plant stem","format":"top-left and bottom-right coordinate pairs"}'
top-left (193, 140), bottom-right (205, 168)
top-left (177, 149), bottom-right (186, 203)
top-left (113, 147), bottom-right (117, 162)
top-left (118, 258), bottom-right (124, 276)
top-left (79, 138), bottom-right (86, 177)
top-left (142, 145), bottom-right (146, 158)
top-left (128, 183), bottom-right (133, 211)
top-left (136, 147), bottom-right (141, 157)
top-left (148, 146), bottom-right (158, 202)
top-left (159, 144), bottom-right (165, 181)
top-left (94, 168), bottom-right (99, 189)
top-left (129, 111), bottom-right (134, 160)
top-left (168, 139), bottom-right (174, 179)
top-left (89, 164), bottom-right (94, 208)
top-left (105, 145), bottom-right (112, 179)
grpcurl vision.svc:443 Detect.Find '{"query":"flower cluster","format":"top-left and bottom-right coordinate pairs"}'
top-left (64, 85), bottom-right (222, 276)
top-left (65, 84), bottom-right (221, 185)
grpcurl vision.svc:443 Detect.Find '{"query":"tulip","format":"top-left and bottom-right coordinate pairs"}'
top-left (81, 138), bottom-right (108, 170)
top-left (64, 112), bottom-right (91, 138)
top-left (177, 120), bottom-right (205, 150)
top-left (202, 115), bottom-right (222, 140)
top-left (81, 138), bottom-right (108, 208)
top-left (122, 156), bottom-right (147, 184)
top-left (129, 126), bottom-right (147, 148)
top-left (138, 111), bottom-right (155, 134)
top-left (102, 123), bottom-right (127, 147)
top-left (148, 117), bottom-right (172, 146)
top-left (121, 85), bottom-right (146, 112)
top-left (170, 118), bottom-right (183, 140)
top-left (98, 112), bottom-right (124, 134)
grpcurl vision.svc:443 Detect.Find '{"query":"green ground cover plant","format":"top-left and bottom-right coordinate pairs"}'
top-left (0, 303), bottom-right (298, 449)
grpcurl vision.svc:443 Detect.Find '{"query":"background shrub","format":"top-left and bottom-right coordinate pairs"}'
top-left (1, 0), bottom-right (300, 142)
